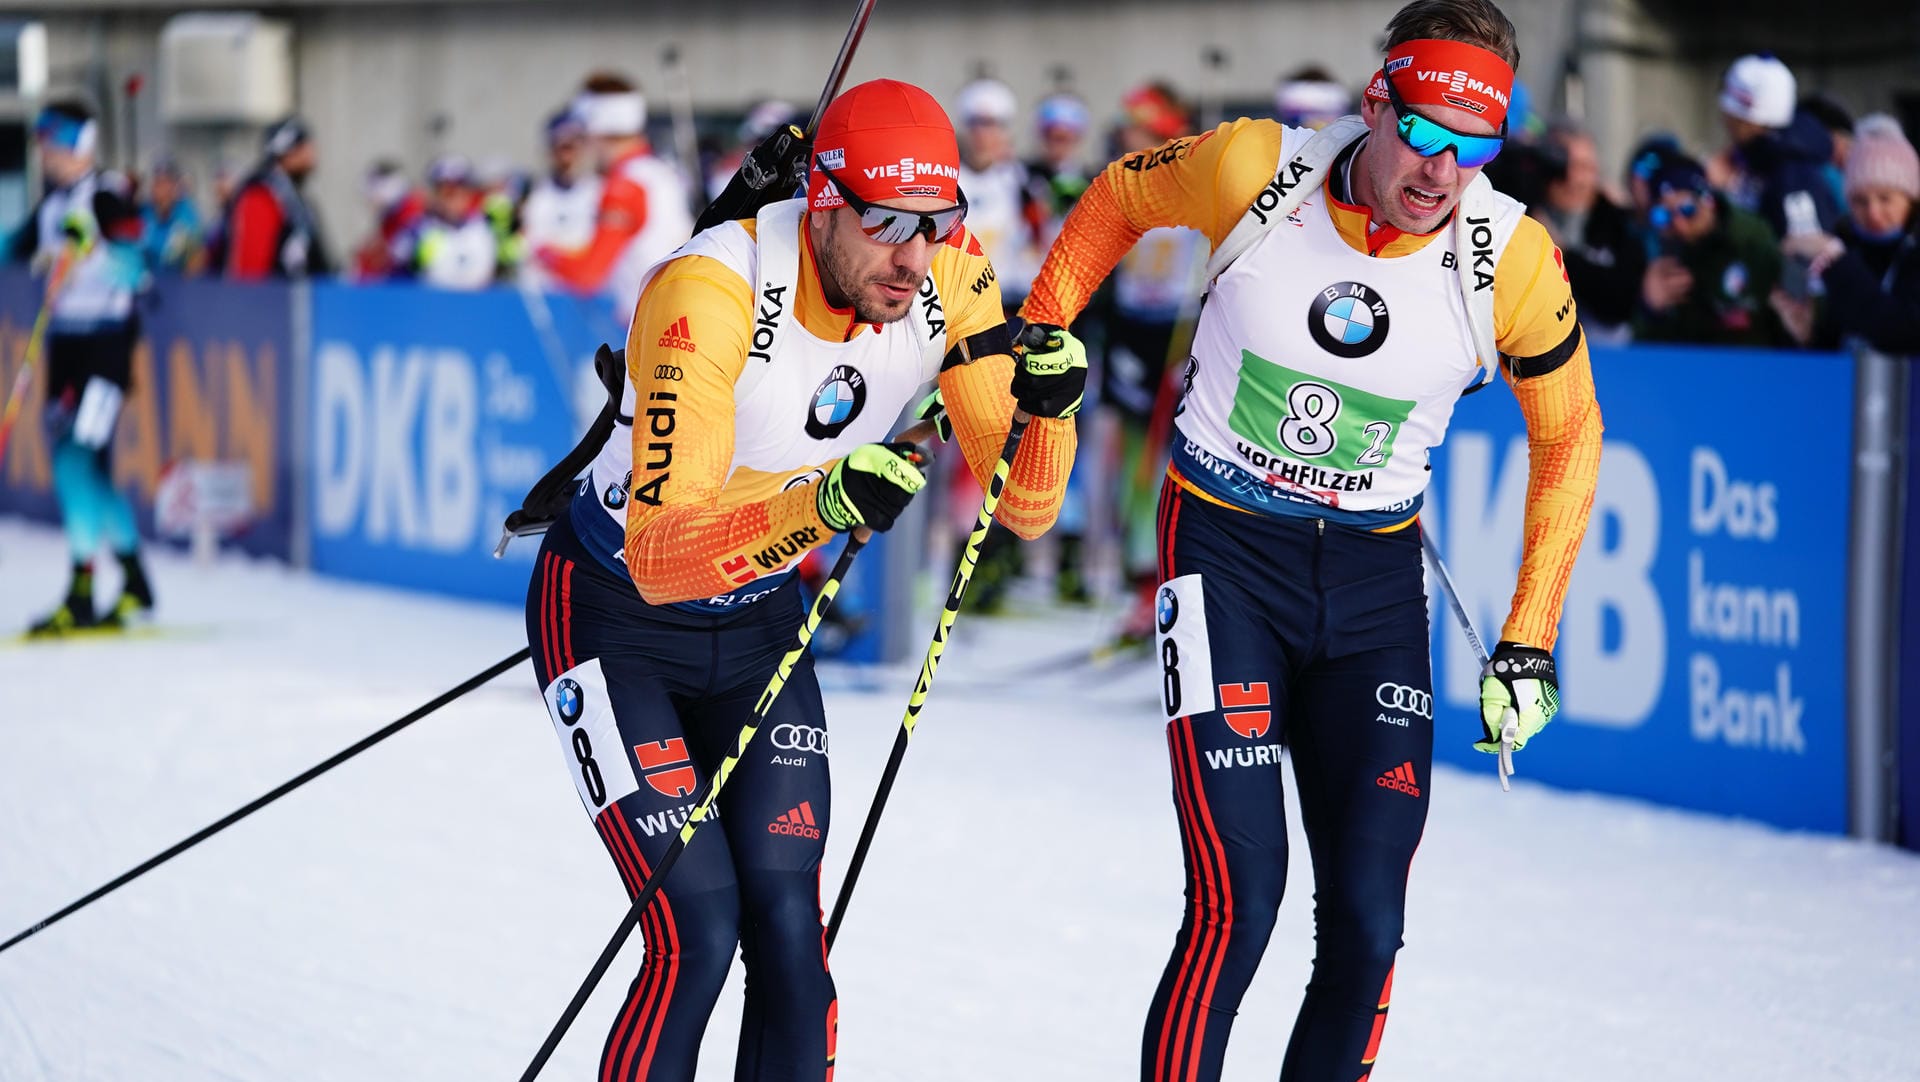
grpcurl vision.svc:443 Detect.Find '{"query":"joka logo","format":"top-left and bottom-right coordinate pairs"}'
top-left (554, 678), bottom-right (584, 724)
top-left (1219, 682), bottom-right (1273, 739)
top-left (768, 801), bottom-right (822, 839)
top-left (1375, 682), bottom-right (1433, 719)
top-left (657, 316), bottom-right (697, 353)
top-left (1156, 586), bottom-right (1179, 634)
top-left (633, 738), bottom-right (698, 799)
top-left (771, 723), bottom-right (829, 754)
top-left (1376, 761), bottom-right (1422, 797)
top-left (805, 365), bottom-right (868, 439)
top-left (1308, 282), bottom-right (1391, 358)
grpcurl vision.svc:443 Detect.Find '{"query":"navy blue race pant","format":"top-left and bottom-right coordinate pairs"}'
top-left (527, 516), bottom-right (836, 1082)
top-left (1144, 480), bottom-right (1434, 1082)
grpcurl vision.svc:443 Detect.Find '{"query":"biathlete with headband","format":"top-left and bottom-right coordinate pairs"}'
top-left (523, 79), bottom-right (1083, 1082)
top-left (1018, 1), bottom-right (1602, 1078)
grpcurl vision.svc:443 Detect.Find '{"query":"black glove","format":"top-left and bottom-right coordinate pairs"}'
top-left (816, 442), bottom-right (930, 533)
top-left (1010, 322), bottom-right (1089, 419)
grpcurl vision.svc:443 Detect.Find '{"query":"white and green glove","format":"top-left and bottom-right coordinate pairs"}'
top-left (1010, 322), bottom-right (1089, 419)
top-left (816, 442), bottom-right (928, 533)
top-left (1476, 641), bottom-right (1559, 753)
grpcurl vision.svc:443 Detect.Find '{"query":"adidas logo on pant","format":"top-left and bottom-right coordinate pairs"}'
top-left (1376, 761), bottom-right (1422, 797)
top-left (768, 801), bottom-right (821, 839)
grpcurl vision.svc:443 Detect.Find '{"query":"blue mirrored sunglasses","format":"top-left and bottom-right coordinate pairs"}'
top-left (1383, 75), bottom-right (1506, 169)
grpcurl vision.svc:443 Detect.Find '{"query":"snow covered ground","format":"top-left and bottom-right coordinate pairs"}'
top-left (1, 515), bottom-right (1916, 1082)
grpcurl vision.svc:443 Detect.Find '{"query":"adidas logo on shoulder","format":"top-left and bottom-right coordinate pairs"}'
top-left (657, 316), bottom-right (697, 353)
top-left (767, 801), bottom-right (821, 839)
top-left (1376, 761), bottom-right (1422, 797)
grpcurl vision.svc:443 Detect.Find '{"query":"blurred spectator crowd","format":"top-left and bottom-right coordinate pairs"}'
top-left (13, 55), bottom-right (1916, 360)
top-left (9, 55), bottom-right (1917, 629)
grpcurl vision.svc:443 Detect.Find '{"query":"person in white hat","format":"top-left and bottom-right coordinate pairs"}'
top-left (1717, 53), bottom-right (1844, 238)
top-left (536, 71), bottom-right (694, 325)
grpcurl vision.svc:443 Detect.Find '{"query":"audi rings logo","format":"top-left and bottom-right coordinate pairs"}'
top-left (653, 364), bottom-right (685, 381)
top-left (771, 724), bottom-right (829, 755)
top-left (1375, 683), bottom-right (1432, 719)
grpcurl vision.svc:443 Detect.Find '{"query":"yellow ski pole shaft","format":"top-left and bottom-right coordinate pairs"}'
top-left (825, 412), bottom-right (1031, 949)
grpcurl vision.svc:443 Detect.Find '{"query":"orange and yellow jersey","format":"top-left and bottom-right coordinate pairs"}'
top-left (566, 198), bottom-right (1074, 613)
top-left (1022, 118), bottom-right (1600, 650)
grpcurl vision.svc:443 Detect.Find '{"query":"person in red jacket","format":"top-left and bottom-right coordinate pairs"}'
top-left (223, 116), bottom-right (333, 279)
top-left (535, 72), bottom-right (693, 324)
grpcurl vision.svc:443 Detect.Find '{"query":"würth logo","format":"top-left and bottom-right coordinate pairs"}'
top-left (657, 316), bottom-right (697, 353)
top-left (1376, 761), bottom-right (1422, 797)
top-left (768, 801), bottom-right (821, 839)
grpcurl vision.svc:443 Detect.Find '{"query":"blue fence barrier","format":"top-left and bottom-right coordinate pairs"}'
top-left (1423, 344), bottom-right (1854, 833)
top-left (0, 268), bottom-right (296, 558)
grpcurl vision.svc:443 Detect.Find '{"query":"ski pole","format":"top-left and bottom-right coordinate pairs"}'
top-left (693, 0), bottom-right (878, 234)
top-left (0, 246), bottom-right (79, 473)
top-left (0, 649), bottom-right (531, 956)
top-left (1418, 526), bottom-right (1518, 791)
top-left (825, 412), bottom-right (1033, 949)
top-left (514, 526), bottom-right (881, 1081)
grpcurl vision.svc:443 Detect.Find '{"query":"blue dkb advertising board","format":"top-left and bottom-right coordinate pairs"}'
top-left (1421, 344), bottom-right (1853, 832)
top-left (307, 282), bottom-right (606, 602)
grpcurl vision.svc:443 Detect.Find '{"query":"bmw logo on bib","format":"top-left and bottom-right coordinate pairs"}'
top-left (555, 677), bottom-right (584, 723)
top-left (1308, 282), bottom-right (1391, 359)
top-left (805, 365), bottom-right (868, 439)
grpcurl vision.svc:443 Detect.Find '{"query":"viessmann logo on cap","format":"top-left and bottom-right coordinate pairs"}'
top-left (862, 158), bottom-right (961, 184)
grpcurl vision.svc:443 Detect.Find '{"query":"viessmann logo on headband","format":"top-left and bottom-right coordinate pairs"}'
top-left (1366, 38), bottom-right (1515, 127)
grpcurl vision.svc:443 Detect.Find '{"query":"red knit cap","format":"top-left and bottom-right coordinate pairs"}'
top-left (808, 79), bottom-right (961, 210)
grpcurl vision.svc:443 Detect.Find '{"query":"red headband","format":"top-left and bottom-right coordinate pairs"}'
top-left (1363, 38), bottom-right (1515, 129)
top-left (808, 79), bottom-right (961, 210)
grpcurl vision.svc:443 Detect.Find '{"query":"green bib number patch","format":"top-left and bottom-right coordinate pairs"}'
top-left (1227, 350), bottom-right (1416, 470)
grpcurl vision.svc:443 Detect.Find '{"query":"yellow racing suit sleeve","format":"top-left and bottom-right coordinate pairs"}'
top-left (1021, 118), bottom-right (1283, 329)
top-left (934, 227), bottom-right (1075, 539)
top-left (1492, 215), bottom-right (1604, 651)
top-left (621, 253), bottom-right (837, 604)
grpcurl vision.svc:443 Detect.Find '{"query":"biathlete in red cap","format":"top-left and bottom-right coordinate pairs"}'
top-left (522, 78), bottom-right (1083, 1081)
top-left (1019, 1), bottom-right (1602, 1078)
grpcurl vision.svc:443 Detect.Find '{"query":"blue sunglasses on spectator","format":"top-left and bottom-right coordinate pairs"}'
top-left (1383, 75), bottom-right (1507, 169)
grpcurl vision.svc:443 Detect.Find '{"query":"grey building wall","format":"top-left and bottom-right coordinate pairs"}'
top-left (12, 0), bottom-right (1919, 248)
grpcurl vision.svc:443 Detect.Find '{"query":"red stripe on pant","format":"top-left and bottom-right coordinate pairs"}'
top-left (538, 554), bottom-right (557, 684)
top-left (602, 810), bottom-right (681, 1082)
top-left (1158, 719), bottom-right (1235, 1082)
top-left (560, 558), bottom-right (576, 671)
top-left (1154, 722), bottom-right (1219, 1081)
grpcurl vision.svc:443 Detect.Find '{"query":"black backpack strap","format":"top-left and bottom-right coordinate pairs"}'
top-left (493, 342), bottom-right (627, 557)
